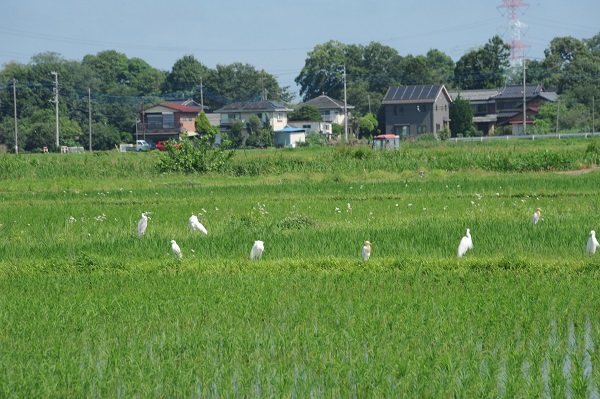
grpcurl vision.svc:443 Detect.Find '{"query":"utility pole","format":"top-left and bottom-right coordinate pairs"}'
top-left (51, 71), bottom-right (59, 148)
top-left (522, 59), bottom-right (526, 135)
top-left (200, 78), bottom-right (204, 112)
top-left (88, 88), bottom-right (92, 152)
top-left (556, 98), bottom-right (560, 137)
top-left (13, 78), bottom-right (18, 155)
top-left (343, 64), bottom-right (348, 142)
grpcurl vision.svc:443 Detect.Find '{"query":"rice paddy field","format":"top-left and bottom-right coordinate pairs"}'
top-left (1, 138), bottom-right (600, 397)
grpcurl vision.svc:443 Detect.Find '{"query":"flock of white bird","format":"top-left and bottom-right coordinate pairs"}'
top-left (457, 208), bottom-right (599, 259)
top-left (136, 207), bottom-right (600, 262)
top-left (136, 211), bottom-right (264, 261)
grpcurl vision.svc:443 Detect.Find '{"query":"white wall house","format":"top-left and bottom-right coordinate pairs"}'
top-left (213, 100), bottom-right (292, 133)
top-left (300, 94), bottom-right (354, 126)
top-left (287, 121), bottom-right (332, 138)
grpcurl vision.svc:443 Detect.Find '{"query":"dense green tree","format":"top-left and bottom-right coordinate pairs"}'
top-left (126, 58), bottom-right (166, 95)
top-left (288, 105), bottom-right (322, 121)
top-left (260, 116), bottom-right (274, 148)
top-left (426, 49), bottom-right (455, 86)
top-left (360, 42), bottom-right (403, 93)
top-left (400, 55), bottom-right (431, 85)
top-left (449, 96), bottom-right (474, 137)
top-left (295, 40), bottom-right (349, 101)
top-left (454, 36), bottom-right (510, 90)
top-left (82, 50), bottom-right (130, 91)
top-left (205, 63), bottom-right (284, 109)
top-left (165, 55), bottom-right (208, 93)
top-left (87, 122), bottom-right (131, 151)
top-left (228, 120), bottom-right (246, 147)
top-left (346, 80), bottom-right (383, 117)
top-left (195, 112), bottom-right (213, 136)
top-left (245, 115), bottom-right (263, 147)
top-left (357, 113), bottom-right (379, 139)
top-left (542, 36), bottom-right (600, 106)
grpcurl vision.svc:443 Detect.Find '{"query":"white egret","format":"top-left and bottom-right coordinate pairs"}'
top-left (188, 214), bottom-right (208, 235)
top-left (532, 208), bottom-right (541, 225)
top-left (587, 230), bottom-right (599, 255)
top-left (250, 240), bottom-right (264, 260)
top-left (171, 240), bottom-right (182, 259)
top-left (458, 228), bottom-right (474, 258)
top-left (362, 241), bottom-right (371, 261)
top-left (137, 212), bottom-right (153, 236)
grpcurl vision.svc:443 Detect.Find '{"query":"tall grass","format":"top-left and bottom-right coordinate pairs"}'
top-left (0, 137), bottom-right (598, 182)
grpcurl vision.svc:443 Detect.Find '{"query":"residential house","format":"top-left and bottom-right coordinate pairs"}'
top-left (213, 100), bottom-right (291, 132)
top-left (300, 94), bottom-right (354, 126)
top-left (382, 85), bottom-right (452, 137)
top-left (213, 100), bottom-right (292, 146)
top-left (287, 120), bottom-right (332, 140)
top-left (449, 84), bottom-right (558, 135)
top-left (137, 103), bottom-right (204, 144)
top-left (447, 88), bottom-right (502, 135)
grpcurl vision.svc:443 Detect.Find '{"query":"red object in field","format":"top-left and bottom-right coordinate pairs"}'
top-left (156, 141), bottom-right (181, 151)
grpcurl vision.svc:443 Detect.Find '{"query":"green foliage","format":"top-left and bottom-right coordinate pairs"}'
top-left (156, 135), bottom-right (235, 174)
top-left (259, 116), bottom-right (274, 148)
top-left (454, 35), bottom-right (511, 90)
top-left (302, 132), bottom-right (327, 147)
top-left (245, 115), bottom-right (263, 147)
top-left (438, 126), bottom-right (451, 141)
top-left (194, 111), bottom-right (212, 136)
top-left (357, 113), bottom-right (379, 139)
top-left (206, 62), bottom-right (285, 109)
top-left (331, 123), bottom-right (344, 140)
top-left (228, 120), bottom-right (246, 148)
top-left (449, 96), bottom-right (474, 137)
top-left (288, 104), bottom-right (322, 121)
top-left (164, 54), bottom-right (208, 93)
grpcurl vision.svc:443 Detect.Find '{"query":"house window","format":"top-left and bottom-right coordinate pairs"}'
top-left (417, 125), bottom-right (428, 134)
top-left (394, 125), bottom-right (410, 137)
top-left (277, 112), bottom-right (283, 121)
top-left (302, 125), bottom-right (311, 129)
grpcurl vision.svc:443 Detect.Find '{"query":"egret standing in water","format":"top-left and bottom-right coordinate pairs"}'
top-left (458, 228), bottom-right (473, 258)
top-left (532, 208), bottom-right (542, 225)
top-left (188, 214), bottom-right (208, 235)
top-left (137, 212), bottom-right (153, 236)
top-left (362, 241), bottom-right (371, 261)
top-left (250, 240), bottom-right (264, 260)
top-left (171, 240), bottom-right (182, 259)
top-left (587, 230), bottom-right (599, 255)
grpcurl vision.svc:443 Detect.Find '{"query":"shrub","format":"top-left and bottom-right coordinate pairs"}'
top-left (156, 129), bottom-right (235, 174)
top-left (438, 127), bottom-right (451, 141)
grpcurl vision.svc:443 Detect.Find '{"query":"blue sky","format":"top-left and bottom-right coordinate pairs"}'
top-left (2, 0), bottom-right (598, 101)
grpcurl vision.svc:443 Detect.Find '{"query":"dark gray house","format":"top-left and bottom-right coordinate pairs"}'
top-left (449, 84), bottom-right (559, 135)
top-left (382, 85), bottom-right (452, 137)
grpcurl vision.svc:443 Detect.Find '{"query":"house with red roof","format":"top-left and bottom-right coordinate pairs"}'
top-left (136, 102), bottom-right (204, 144)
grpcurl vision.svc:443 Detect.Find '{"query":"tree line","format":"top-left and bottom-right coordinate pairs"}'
top-left (0, 33), bottom-right (598, 151)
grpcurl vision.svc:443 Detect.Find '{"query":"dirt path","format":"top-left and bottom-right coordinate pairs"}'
top-left (557, 165), bottom-right (600, 175)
